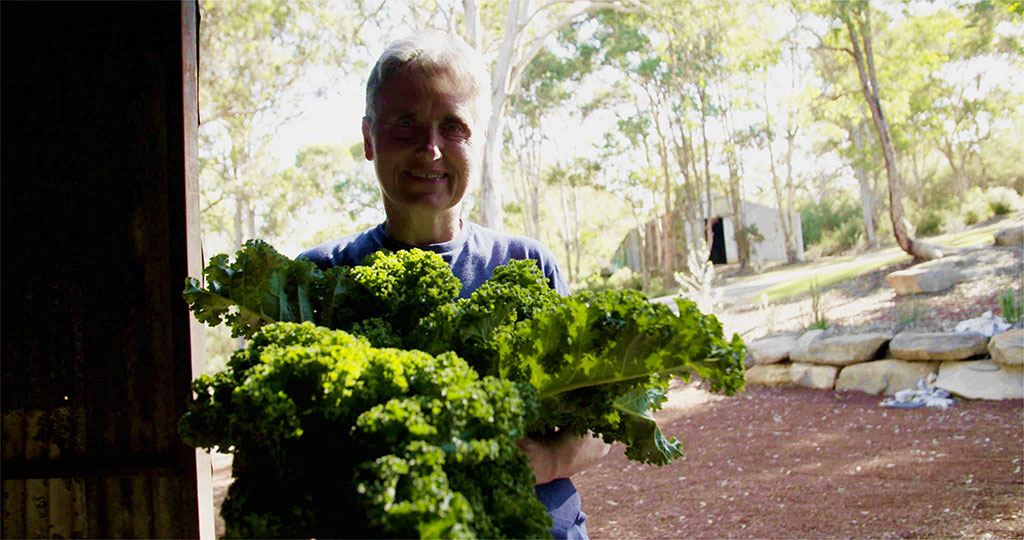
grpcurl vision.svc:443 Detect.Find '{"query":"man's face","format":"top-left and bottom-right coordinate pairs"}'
top-left (363, 67), bottom-right (484, 222)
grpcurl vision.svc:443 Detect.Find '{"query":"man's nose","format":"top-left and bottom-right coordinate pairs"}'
top-left (417, 127), bottom-right (442, 160)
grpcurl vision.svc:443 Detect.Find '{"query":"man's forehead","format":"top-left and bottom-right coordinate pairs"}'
top-left (402, 64), bottom-right (478, 98)
top-left (380, 67), bottom-right (481, 118)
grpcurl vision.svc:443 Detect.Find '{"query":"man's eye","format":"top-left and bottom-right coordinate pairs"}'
top-left (443, 122), bottom-right (467, 134)
top-left (397, 118), bottom-right (414, 127)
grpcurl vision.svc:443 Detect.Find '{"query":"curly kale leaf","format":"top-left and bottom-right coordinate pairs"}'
top-left (180, 322), bottom-right (549, 539)
top-left (324, 249), bottom-right (461, 345)
top-left (494, 290), bottom-right (747, 464)
top-left (451, 259), bottom-right (560, 375)
top-left (182, 240), bottom-right (319, 338)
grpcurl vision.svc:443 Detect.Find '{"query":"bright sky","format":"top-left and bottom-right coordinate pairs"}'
top-left (271, 83), bottom-right (366, 164)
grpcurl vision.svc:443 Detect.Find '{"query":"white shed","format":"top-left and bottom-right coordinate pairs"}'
top-left (612, 195), bottom-right (803, 272)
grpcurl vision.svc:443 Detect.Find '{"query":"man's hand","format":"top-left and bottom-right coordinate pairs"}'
top-left (516, 431), bottom-right (611, 485)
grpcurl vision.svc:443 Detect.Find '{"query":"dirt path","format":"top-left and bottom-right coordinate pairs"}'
top-left (574, 383), bottom-right (1023, 539)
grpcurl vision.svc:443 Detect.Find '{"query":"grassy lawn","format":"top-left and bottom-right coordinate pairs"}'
top-left (759, 252), bottom-right (910, 301)
top-left (757, 221), bottom-right (1007, 302)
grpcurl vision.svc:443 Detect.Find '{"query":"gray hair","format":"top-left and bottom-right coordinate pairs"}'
top-left (364, 32), bottom-right (492, 129)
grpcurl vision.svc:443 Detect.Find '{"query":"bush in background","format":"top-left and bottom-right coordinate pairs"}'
top-left (986, 186), bottom-right (1022, 216)
top-left (960, 186), bottom-right (992, 225)
top-left (800, 195), bottom-right (861, 248)
top-left (914, 207), bottom-right (945, 236)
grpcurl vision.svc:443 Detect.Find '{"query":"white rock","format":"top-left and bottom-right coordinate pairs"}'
top-left (934, 359), bottom-right (1024, 400)
top-left (889, 331), bottom-right (989, 361)
top-left (806, 333), bottom-right (893, 366)
top-left (789, 363), bottom-right (837, 390)
top-left (749, 335), bottom-right (798, 365)
top-left (745, 364), bottom-right (792, 387)
top-left (989, 329), bottom-right (1024, 367)
top-left (880, 378), bottom-right (954, 409)
top-left (790, 330), bottom-right (825, 363)
top-left (835, 360), bottom-right (940, 396)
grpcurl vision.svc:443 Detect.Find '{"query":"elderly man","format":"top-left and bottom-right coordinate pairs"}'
top-left (299, 32), bottom-right (609, 538)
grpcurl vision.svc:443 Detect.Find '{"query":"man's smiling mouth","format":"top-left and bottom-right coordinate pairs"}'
top-left (408, 171), bottom-right (446, 180)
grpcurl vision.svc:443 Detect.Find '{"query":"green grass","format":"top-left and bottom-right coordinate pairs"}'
top-left (930, 225), bottom-right (997, 247)
top-left (760, 252), bottom-right (909, 301)
top-left (756, 221), bottom-right (1008, 302)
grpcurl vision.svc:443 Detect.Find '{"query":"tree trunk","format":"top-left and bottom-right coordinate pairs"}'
top-left (851, 120), bottom-right (878, 248)
top-left (697, 85), bottom-right (714, 246)
top-left (781, 120), bottom-right (800, 262)
top-left (462, 0), bottom-right (481, 50)
top-left (728, 164), bottom-right (749, 271)
top-left (843, 3), bottom-right (943, 261)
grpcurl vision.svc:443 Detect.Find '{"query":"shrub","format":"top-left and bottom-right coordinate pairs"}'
top-left (799, 195), bottom-right (860, 248)
top-left (960, 187), bottom-right (990, 225)
top-left (607, 266), bottom-right (644, 291)
top-left (915, 208), bottom-right (945, 236)
top-left (1000, 289), bottom-right (1022, 324)
top-left (644, 275), bottom-right (674, 298)
top-left (816, 218), bottom-right (863, 255)
top-left (806, 279), bottom-right (828, 330)
top-left (986, 186), bottom-right (1022, 216)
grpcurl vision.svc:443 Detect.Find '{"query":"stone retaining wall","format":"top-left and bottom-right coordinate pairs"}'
top-left (745, 328), bottom-right (1024, 400)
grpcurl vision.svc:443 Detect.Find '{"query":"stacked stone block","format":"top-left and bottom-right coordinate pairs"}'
top-left (745, 329), bottom-right (1024, 400)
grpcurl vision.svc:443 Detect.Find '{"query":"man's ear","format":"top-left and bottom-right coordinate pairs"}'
top-left (361, 116), bottom-right (375, 161)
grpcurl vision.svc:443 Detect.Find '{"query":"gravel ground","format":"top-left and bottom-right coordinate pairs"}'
top-left (714, 244), bottom-right (1022, 342)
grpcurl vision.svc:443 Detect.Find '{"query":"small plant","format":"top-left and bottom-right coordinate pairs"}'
top-left (896, 297), bottom-right (927, 328)
top-left (674, 239), bottom-right (717, 313)
top-left (1000, 289), bottom-right (1022, 324)
top-left (960, 187), bottom-right (991, 225)
top-left (806, 278), bottom-right (829, 330)
top-left (758, 292), bottom-right (778, 335)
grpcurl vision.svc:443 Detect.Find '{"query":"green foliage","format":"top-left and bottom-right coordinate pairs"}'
top-left (182, 242), bottom-right (747, 535)
top-left (180, 322), bottom-right (548, 538)
top-left (806, 279), bottom-right (829, 331)
top-left (799, 195), bottom-right (862, 248)
top-left (914, 208), bottom-right (945, 236)
top-left (608, 267), bottom-right (644, 291)
top-left (576, 267), bottom-right (643, 294)
top-left (986, 186), bottom-right (1023, 215)
top-left (961, 186), bottom-right (992, 225)
top-left (1000, 289), bottom-right (1022, 323)
top-left (644, 275), bottom-right (676, 298)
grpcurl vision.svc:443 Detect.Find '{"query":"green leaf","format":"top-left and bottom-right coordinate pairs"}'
top-left (182, 239), bottom-right (322, 338)
top-left (612, 385), bottom-right (683, 465)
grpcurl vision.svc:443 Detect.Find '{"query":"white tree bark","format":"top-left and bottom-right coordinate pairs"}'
top-left (472, 0), bottom-right (649, 230)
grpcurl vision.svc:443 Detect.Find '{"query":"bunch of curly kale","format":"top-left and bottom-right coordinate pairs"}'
top-left (180, 240), bottom-right (746, 538)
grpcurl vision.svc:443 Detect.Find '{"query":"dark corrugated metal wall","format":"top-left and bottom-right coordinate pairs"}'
top-left (1, 2), bottom-right (209, 537)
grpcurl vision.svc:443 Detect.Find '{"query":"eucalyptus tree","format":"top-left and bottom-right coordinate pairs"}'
top-left (806, 0), bottom-right (947, 259)
top-left (807, 21), bottom-right (883, 249)
top-left (198, 0), bottom-right (366, 254)
top-left (504, 38), bottom-right (597, 241)
top-left (589, 7), bottom-right (688, 275)
top-left (806, 0), bottom-right (1023, 247)
top-left (590, 0), bottom-right (783, 274)
top-left (459, 0), bottom-right (652, 229)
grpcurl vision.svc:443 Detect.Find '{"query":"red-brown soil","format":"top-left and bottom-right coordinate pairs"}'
top-left (574, 382), bottom-right (1023, 539)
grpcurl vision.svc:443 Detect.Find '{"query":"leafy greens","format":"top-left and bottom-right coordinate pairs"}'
top-left (181, 240), bottom-right (746, 537)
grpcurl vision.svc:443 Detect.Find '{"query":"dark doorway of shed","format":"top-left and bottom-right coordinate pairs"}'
top-left (709, 218), bottom-right (727, 264)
